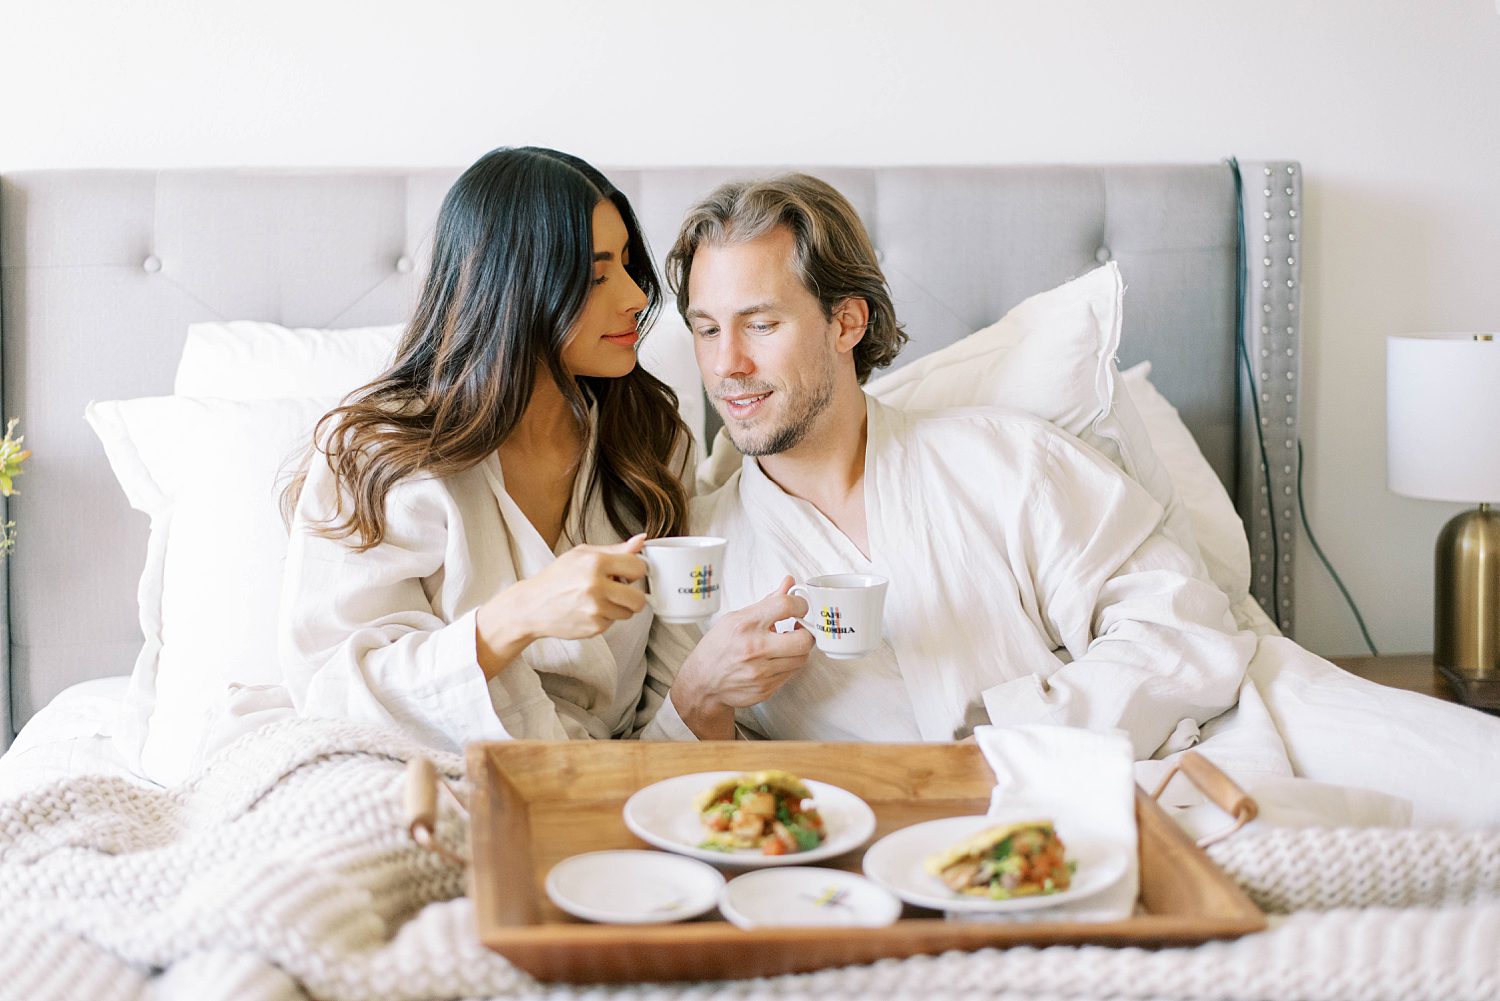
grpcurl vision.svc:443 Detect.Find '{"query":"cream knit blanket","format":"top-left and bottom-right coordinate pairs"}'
top-left (1, 717), bottom-right (1496, 1001)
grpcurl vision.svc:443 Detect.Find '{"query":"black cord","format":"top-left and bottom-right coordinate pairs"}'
top-left (1228, 157), bottom-right (1379, 655)
top-left (1297, 442), bottom-right (1380, 655)
top-left (1227, 157), bottom-right (1283, 620)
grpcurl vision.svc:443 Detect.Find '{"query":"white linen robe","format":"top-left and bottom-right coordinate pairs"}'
top-left (690, 395), bottom-right (1258, 757)
top-left (280, 443), bottom-right (688, 754)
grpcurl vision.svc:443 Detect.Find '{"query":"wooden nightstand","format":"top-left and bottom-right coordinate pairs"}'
top-left (1331, 652), bottom-right (1500, 711)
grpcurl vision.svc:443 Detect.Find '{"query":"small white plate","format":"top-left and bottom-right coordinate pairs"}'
top-left (622, 771), bottom-right (877, 868)
top-left (861, 815), bottom-right (1130, 913)
top-left (719, 867), bottom-right (902, 929)
top-left (545, 850), bottom-right (724, 924)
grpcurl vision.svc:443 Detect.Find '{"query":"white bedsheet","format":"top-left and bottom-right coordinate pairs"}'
top-left (1247, 636), bottom-right (1500, 827)
top-left (0, 677), bottom-right (154, 799)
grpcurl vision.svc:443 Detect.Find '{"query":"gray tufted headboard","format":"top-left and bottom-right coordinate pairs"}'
top-left (0, 162), bottom-right (1303, 746)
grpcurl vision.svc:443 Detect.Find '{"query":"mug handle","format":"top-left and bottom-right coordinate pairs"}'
top-left (787, 584), bottom-right (817, 633)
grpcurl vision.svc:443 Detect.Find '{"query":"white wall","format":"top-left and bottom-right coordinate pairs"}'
top-left (4, 0), bottom-right (1499, 657)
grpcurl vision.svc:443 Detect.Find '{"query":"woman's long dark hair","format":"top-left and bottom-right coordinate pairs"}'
top-left (283, 147), bottom-right (690, 550)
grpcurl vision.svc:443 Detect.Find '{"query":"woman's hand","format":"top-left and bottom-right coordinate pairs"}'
top-left (670, 576), bottom-right (815, 739)
top-left (475, 534), bottom-right (649, 678)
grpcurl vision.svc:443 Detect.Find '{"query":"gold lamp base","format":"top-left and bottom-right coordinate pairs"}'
top-left (1434, 503), bottom-right (1500, 709)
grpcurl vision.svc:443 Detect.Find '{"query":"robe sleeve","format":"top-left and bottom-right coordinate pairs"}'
top-left (632, 618), bottom-right (702, 741)
top-left (279, 455), bottom-right (565, 753)
top-left (980, 431), bottom-right (1255, 759)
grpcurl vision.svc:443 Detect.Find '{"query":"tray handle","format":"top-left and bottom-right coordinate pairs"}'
top-left (405, 756), bottom-right (469, 867)
top-left (1148, 751), bottom-right (1258, 847)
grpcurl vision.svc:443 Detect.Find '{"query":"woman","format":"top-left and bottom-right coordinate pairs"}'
top-left (279, 147), bottom-right (694, 751)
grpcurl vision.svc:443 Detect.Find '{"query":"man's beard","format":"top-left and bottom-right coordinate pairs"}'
top-left (719, 355), bottom-right (835, 457)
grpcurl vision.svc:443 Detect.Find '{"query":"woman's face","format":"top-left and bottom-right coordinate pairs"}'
top-left (560, 200), bottom-right (649, 379)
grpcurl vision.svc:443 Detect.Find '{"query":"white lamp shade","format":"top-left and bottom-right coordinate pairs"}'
top-left (1387, 333), bottom-right (1500, 503)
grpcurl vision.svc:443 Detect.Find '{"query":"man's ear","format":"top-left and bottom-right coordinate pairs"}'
top-left (830, 297), bottom-right (870, 354)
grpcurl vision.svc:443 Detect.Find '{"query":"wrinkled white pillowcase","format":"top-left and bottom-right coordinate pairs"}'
top-left (86, 395), bottom-right (335, 785)
top-left (697, 262), bottom-right (1213, 586)
top-left (1119, 363), bottom-right (1273, 635)
top-left (176, 322), bottom-right (402, 399)
top-left (178, 317), bottom-right (708, 458)
top-left (1118, 362), bottom-right (1249, 597)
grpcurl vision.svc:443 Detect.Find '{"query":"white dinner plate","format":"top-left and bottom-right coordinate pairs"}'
top-left (861, 815), bottom-right (1130, 913)
top-left (544, 850), bottom-right (725, 924)
top-left (719, 867), bottom-right (902, 929)
top-left (622, 771), bottom-right (877, 868)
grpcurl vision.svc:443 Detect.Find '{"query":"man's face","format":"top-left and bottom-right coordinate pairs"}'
top-left (685, 227), bottom-right (839, 457)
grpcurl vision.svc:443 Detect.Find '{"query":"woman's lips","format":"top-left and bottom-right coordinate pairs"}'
top-left (603, 330), bottom-right (639, 347)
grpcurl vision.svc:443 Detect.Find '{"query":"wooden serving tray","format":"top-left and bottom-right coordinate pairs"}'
top-left (467, 741), bottom-right (1265, 983)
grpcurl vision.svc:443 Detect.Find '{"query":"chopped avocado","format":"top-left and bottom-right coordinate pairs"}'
top-left (990, 837), bottom-right (1014, 861)
top-left (785, 822), bottom-right (821, 851)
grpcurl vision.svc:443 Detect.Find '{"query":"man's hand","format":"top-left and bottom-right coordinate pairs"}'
top-left (671, 576), bottom-right (814, 739)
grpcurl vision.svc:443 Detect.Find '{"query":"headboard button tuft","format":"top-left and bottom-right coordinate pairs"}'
top-left (1094, 246), bottom-right (1112, 263)
top-left (395, 255), bottom-right (414, 273)
top-left (142, 255), bottom-right (162, 274)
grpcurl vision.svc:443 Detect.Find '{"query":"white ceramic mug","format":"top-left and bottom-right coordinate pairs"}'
top-left (788, 573), bottom-right (889, 659)
top-left (642, 537), bottom-right (727, 623)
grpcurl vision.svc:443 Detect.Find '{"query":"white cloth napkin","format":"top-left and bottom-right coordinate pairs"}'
top-left (964, 723), bottom-right (1138, 922)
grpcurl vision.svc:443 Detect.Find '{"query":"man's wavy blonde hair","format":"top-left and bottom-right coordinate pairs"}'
top-left (665, 173), bottom-right (907, 384)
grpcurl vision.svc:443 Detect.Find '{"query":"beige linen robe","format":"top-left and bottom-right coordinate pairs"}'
top-left (280, 442), bottom-right (686, 754)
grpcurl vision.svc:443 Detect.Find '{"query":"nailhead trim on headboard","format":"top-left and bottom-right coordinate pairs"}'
top-left (1236, 161), bottom-right (1303, 635)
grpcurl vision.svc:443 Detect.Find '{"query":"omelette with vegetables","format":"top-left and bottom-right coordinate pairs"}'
top-left (923, 820), bottom-right (1074, 899)
top-left (695, 770), bottom-right (826, 855)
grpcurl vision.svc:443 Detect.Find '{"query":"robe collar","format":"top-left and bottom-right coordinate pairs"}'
top-left (477, 402), bottom-right (619, 682)
top-left (734, 395), bottom-right (961, 740)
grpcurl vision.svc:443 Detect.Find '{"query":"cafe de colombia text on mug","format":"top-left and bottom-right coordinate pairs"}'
top-left (642, 537), bottom-right (727, 623)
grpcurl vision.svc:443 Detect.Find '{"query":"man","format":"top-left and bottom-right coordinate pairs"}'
top-left (652, 174), bottom-right (1255, 754)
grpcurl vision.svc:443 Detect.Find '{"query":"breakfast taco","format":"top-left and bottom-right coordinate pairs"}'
top-left (923, 820), bottom-right (1073, 899)
top-left (696, 769), bottom-right (826, 856)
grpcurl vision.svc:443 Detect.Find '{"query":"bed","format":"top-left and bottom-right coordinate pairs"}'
top-left (0, 163), bottom-right (1293, 743)
top-left (1, 162), bottom-right (1498, 1000)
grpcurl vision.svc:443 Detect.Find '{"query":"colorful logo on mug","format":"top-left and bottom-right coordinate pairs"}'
top-left (818, 606), bottom-right (856, 636)
top-left (676, 563), bottom-right (720, 600)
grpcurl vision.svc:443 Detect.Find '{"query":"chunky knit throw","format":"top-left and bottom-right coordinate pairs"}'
top-left (1, 717), bottom-right (1496, 1001)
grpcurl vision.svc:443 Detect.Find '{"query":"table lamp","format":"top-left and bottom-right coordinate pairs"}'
top-left (1387, 333), bottom-right (1500, 707)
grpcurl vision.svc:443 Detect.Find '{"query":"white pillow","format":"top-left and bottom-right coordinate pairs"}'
top-left (1119, 362), bottom-right (1262, 629)
top-left (695, 263), bottom-right (1209, 578)
top-left (179, 317), bottom-right (708, 458)
top-left (176, 321), bottom-right (403, 399)
top-left (86, 395), bottom-right (335, 785)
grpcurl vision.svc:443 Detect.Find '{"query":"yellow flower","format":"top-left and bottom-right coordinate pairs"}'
top-left (0, 418), bottom-right (22, 557)
top-left (0, 417), bottom-right (27, 498)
